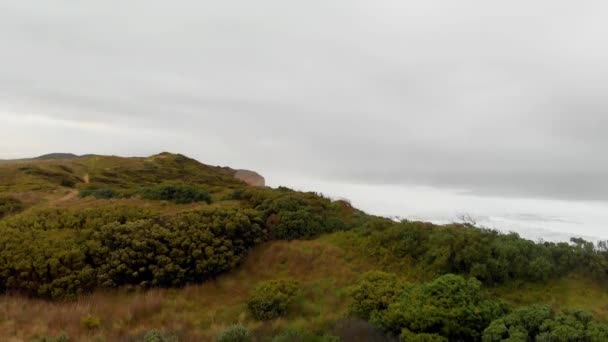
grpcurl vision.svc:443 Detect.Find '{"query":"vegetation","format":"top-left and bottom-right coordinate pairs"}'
top-left (216, 324), bottom-right (252, 342)
top-left (143, 330), bottom-right (179, 342)
top-left (352, 217), bottom-right (608, 285)
top-left (79, 188), bottom-right (117, 199)
top-left (2, 152), bottom-right (608, 340)
top-left (139, 182), bottom-right (212, 204)
top-left (0, 196), bottom-right (24, 218)
top-left (247, 279), bottom-right (300, 320)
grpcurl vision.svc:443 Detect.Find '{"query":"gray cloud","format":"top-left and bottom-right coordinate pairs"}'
top-left (1, 0), bottom-right (608, 200)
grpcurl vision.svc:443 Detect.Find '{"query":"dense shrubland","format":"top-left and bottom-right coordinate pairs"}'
top-left (349, 272), bottom-right (608, 341)
top-left (353, 217), bottom-right (608, 285)
top-left (0, 196), bottom-right (24, 218)
top-left (4, 153), bottom-right (608, 340)
top-left (80, 182), bottom-right (213, 204)
top-left (0, 183), bottom-right (354, 299)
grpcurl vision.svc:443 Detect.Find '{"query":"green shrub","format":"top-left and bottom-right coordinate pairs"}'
top-left (400, 329), bottom-right (447, 342)
top-left (371, 274), bottom-right (505, 340)
top-left (79, 188), bottom-right (117, 199)
top-left (349, 271), bottom-right (407, 320)
top-left (247, 279), bottom-right (300, 320)
top-left (256, 192), bottom-right (348, 240)
top-left (81, 314), bottom-right (101, 330)
top-left (0, 196), bottom-right (24, 218)
top-left (216, 324), bottom-right (251, 342)
top-left (355, 219), bottom-right (608, 285)
top-left (0, 205), bottom-right (265, 298)
top-left (143, 330), bottom-right (178, 342)
top-left (483, 307), bottom-right (608, 342)
top-left (140, 182), bottom-right (212, 204)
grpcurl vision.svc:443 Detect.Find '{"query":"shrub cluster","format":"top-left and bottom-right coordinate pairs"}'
top-left (0, 196), bottom-right (24, 218)
top-left (247, 279), bottom-right (300, 320)
top-left (0, 183), bottom-right (359, 299)
top-left (139, 182), bottom-right (212, 204)
top-left (351, 272), bottom-right (608, 341)
top-left (367, 274), bottom-right (506, 340)
top-left (0, 205), bottom-right (265, 298)
top-left (483, 306), bottom-right (608, 341)
top-left (348, 271), bottom-right (406, 320)
top-left (359, 218), bottom-right (608, 285)
top-left (79, 188), bottom-right (117, 199)
top-left (249, 188), bottom-right (352, 240)
top-left (216, 325), bottom-right (251, 342)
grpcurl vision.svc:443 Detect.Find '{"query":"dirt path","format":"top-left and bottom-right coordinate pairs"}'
top-left (54, 173), bottom-right (89, 204)
top-left (57, 190), bottom-right (78, 202)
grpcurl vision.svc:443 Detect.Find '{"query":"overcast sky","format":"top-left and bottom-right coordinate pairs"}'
top-left (1, 1), bottom-right (608, 201)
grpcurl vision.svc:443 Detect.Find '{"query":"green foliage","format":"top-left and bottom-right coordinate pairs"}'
top-left (482, 305), bottom-right (552, 341)
top-left (247, 279), bottom-right (300, 320)
top-left (400, 329), bottom-right (447, 342)
top-left (253, 190), bottom-right (352, 240)
top-left (483, 307), bottom-right (608, 342)
top-left (216, 324), bottom-right (251, 342)
top-left (139, 182), bottom-right (212, 204)
top-left (143, 330), bottom-right (179, 342)
top-left (0, 205), bottom-right (265, 298)
top-left (357, 219), bottom-right (608, 285)
top-left (79, 188), bottom-right (117, 199)
top-left (0, 196), bottom-right (24, 218)
top-left (349, 271), bottom-right (407, 320)
top-left (371, 274), bottom-right (505, 340)
top-left (81, 314), bottom-right (101, 330)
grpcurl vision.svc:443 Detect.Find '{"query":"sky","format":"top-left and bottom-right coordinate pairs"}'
top-left (1, 1), bottom-right (608, 238)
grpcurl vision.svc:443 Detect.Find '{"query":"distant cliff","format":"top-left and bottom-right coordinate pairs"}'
top-left (234, 169), bottom-right (266, 187)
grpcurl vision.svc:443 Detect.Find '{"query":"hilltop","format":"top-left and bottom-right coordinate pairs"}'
top-left (1, 153), bottom-right (608, 341)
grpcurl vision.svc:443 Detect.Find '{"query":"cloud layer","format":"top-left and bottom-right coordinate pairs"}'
top-left (2, 0), bottom-right (608, 200)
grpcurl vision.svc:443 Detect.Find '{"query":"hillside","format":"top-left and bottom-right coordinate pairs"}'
top-left (1, 153), bottom-right (608, 341)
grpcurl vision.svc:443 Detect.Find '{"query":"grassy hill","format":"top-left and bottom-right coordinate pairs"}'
top-left (1, 153), bottom-right (608, 341)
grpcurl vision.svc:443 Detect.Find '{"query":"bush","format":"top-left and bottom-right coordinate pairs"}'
top-left (140, 182), bottom-right (212, 204)
top-left (357, 219), bottom-right (608, 285)
top-left (371, 274), bottom-right (505, 340)
top-left (0, 205), bottom-right (265, 298)
top-left (400, 329), bottom-right (447, 342)
top-left (216, 324), bottom-right (251, 342)
top-left (79, 188), bottom-right (117, 199)
top-left (483, 307), bottom-right (608, 342)
top-left (349, 271), bottom-right (407, 320)
top-left (80, 314), bottom-right (101, 330)
top-left (0, 196), bottom-right (24, 218)
top-left (256, 192), bottom-right (349, 240)
top-left (247, 279), bottom-right (300, 320)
